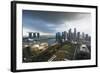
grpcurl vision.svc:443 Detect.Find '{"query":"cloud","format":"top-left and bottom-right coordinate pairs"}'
top-left (22, 10), bottom-right (91, 36)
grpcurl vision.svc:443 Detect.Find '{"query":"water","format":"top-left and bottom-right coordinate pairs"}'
top-left (47, 39), bottom-right (56, 46)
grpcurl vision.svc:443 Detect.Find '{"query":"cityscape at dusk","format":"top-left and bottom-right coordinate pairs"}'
top-left (22, 10), bottom-right (91, 62)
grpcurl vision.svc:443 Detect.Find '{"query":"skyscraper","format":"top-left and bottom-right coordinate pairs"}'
top-left (77, 32), bottom-right (80, 42)
top-left (56, 33), bottom-right (58, 41)
top-left (82, 32), bottom-right (85, 40)
top-left (33, 33), bottom-right (36, 38)
top-left (28, 32), bottom-right (33, 38)
top-left (85, 34), bottom-right (89, 41)
top-left (62, 32), bottom-right (64, 42)
top-left (74, 28), bottom-right (76, 41)
top-left (88, 36), bottom-right (91, 41)
top-left (56, 32), bottom-right (62, 43)
top-left (68, 28), bottom-right (72, 41)
top-left (63, 31), bottom-right (67, 41)
top-left (37, 33), bottom-right (40, 39)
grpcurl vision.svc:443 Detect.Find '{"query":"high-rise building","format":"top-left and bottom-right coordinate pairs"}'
top-left (63, 31), bottom-right (67, 41)
top-left (85, 34), bottom-right (89, 41)
top-left (56, 33), bottom-right (58, 41)
top-left (74, 28), bottom-right (76, 41)
top-left (68, 28), bottom-right (72, 41)
top-left (37, 33), bottom-right (40, 38)
top-left (77, 32), bottom-right (80, 42)
top-left (33, 33), bottom-right (36, 38)
top-left (71, 32), bottom-right (74, 41)
top-left (88, 36), bottom-right (91, 41)
top-left (82, 32), bottom-right (85, 40)
top-left (28, 32), bottom-right (33, 38)
top-left (57, 32), bottom-right (61, 40)
top-left (62, 32), bottom-right (64, 39)
top-left (56, 32), bottom-right (62, 43)
top-left (56, 32), bottom-right (59, 42)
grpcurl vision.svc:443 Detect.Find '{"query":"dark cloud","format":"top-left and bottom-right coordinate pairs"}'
top-left (22, 10), bottom-right (90, 33)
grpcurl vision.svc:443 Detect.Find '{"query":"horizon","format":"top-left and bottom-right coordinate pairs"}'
top-left (22, 10), bottom-right (91, 37)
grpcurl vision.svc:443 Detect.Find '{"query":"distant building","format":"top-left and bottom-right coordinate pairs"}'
top-left (56, 32), bottom-right (62, 43)
top-left (55, 28), bottom-right (91, 44)
top-left (77, 32), bottom-right (80, 42)
top-left (56, 33), bottom-right (58, 41)
top-left (33, 33), bottom-right (36, 38)
top-left (85, 34), bottom-right (88, 41)
top-left (37, 33), bottom-right (40, 39)
top-left (68, 28), bottom-right (72, 41)
top-left (88, 36), bottom-right (91, 41)
top-left (74, 28), bottom-right (76, 41)
top-left (27, 32), bottom-right (40, 42)
top-left (28, 32), bottom-right (33, 39)
top-left (62, 31), bottom-right (67, 42)
top-left (62, 32), bottom-right (64, 41)
top-left (63, 31), bottom-right (67, 41)
top-left (82, 32), bottom-right (85, 40)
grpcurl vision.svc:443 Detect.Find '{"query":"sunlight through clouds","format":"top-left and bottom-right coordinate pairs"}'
top-left (22, 10), bottom-right (91, 36)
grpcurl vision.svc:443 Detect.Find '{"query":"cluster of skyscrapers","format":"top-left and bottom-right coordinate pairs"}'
top-left (28, 32), bottom-right (40, 39)
top-left (23, 32), bottom-right (40, 42)
top-left (56, 28), bottom-right (91, 44)
top-left (23, 28), bottom-right (91, 46)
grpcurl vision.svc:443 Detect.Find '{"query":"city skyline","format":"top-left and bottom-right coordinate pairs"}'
top-left (23, 28), bottom-right (91, 38)
top-left (22, 10), bottom-right (91, 37)
top-left (24, 28), bottom-right (91, 42)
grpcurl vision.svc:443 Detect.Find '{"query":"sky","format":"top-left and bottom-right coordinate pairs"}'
top-left (22, 10), bottom-right (91, 37)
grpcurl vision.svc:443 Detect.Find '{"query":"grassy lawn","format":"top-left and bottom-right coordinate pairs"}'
top-left (53, 42), bottom-right (76, 61)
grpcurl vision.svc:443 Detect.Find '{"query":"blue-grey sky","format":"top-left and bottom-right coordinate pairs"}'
top-left (22, 10), bottom-right (91, 36)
